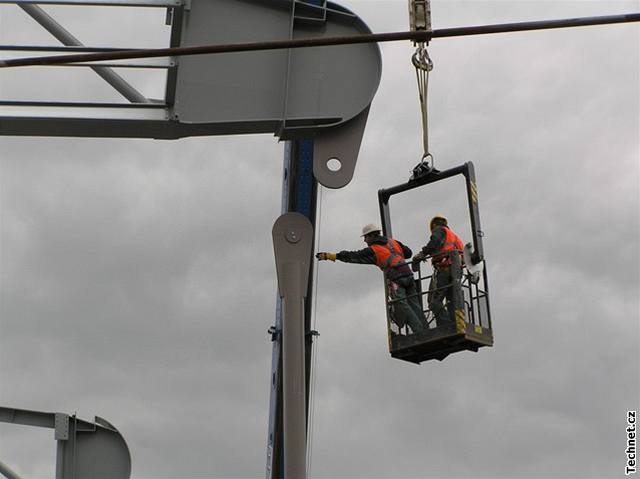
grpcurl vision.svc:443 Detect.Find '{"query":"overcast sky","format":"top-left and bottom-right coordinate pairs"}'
top-left (0, 1), bottom-right (638, 478)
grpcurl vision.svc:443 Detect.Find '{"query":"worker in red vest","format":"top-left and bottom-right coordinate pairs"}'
top-left (412, 215), bottom-right (465, 329)
top-left (316, 224), bottom-right (427, 335)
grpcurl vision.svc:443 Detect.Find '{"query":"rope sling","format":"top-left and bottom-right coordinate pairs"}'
top-left (409, 0), bottom-right (436, 177)
top-left (413, 44), bottom-right (433, 165)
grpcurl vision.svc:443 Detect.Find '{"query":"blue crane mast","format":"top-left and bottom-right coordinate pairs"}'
top-left (266, 139), bottom-right (317, 479)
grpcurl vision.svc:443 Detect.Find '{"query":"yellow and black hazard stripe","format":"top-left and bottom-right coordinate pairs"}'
top-left (455, 309), bottom-right (466, 333)
top-left (469, 180), bottom-right (478, 204)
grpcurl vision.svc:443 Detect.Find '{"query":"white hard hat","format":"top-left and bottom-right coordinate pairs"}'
top-left (361, 223), bottom-right (382, 236)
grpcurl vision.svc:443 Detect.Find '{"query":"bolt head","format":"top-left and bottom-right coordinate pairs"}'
top-left (285, 230), bottom-right (301, 243)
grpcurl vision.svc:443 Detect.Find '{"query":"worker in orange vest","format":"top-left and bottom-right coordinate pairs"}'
top-left (413, 215), bottom-right (465, 329)
top-left (317, 224), bottom-right (427, 335)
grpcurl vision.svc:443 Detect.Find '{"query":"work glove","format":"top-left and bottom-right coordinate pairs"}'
top-left (411, 253), bottom-right (426, 272)
top-left (412, 252), bottom-right (426, 263)
top-left (316, 252), bottom-right (336, 261)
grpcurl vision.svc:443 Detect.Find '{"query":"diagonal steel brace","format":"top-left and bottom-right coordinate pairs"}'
top-left (18, 3), bottom-right (150, 103)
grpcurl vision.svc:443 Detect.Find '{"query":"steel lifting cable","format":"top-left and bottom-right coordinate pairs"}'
top-left (306, 184), bottom-right (323, 476)
top-left (2, 13), bottom-right (639, 68)
top-left (409, 0), bottom-right (436, 174)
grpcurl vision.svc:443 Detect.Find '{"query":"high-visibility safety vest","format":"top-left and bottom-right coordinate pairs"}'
top-left (432, 226), bottom-right (465, 269)
top-left (371, 239), bottom-right (406, 277)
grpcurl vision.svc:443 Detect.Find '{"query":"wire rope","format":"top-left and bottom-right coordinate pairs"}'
top-left (2, 13), bottom-right (638, 68)
top-left (306, 183), bottom-right (323, 477)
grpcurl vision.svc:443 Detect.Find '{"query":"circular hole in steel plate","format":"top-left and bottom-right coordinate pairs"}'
top-left (327, 158), bottom-right (342, 172)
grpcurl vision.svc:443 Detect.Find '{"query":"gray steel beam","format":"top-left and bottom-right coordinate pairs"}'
top-left (0, 407), bottom-right (57, 429)
top-left (0, 460), bottom-right (22, 479)
top-left (4, 0), bottom-right (180, 6)
top-left (0, 407), bottom-right (96, 433)
top-left (273, 212), bottom-right (313, 479)
top-left (18, 3), bottom-right (151, 103)
top-left (0, 102), bottom-right (166, 119)
top-left (1, 0), bottom-right (380, 192)
top-left (0, 407), bottom-right (131, 479)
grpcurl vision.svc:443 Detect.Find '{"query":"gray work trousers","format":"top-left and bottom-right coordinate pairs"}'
top-left (390, 276), bottom-right (427, 334)
top-left (428, 266), bottom-right (463, 329)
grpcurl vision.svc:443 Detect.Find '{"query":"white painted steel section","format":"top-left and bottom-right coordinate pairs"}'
top-left (0, 460), bottom-right (23, 479)
top-left (69, 59), bottom-right (173, 68)
top-left (0, 0), bottom-right (380, 175)
top-left (3, 0), bottom-right (180, 6)
top-left (0, 104), bottom-right (167, 120)
top-left (273, 212), bottom-right (313, 479)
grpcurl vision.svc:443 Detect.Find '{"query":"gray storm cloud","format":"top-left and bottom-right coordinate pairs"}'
top-left (1, 1), bottom-right (638, 478)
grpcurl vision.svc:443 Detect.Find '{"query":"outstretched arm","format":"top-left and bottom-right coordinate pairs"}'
top-left (336, 247), bottom-right (377, 264)
top-left (316, 247), bottom-right (376, 265)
